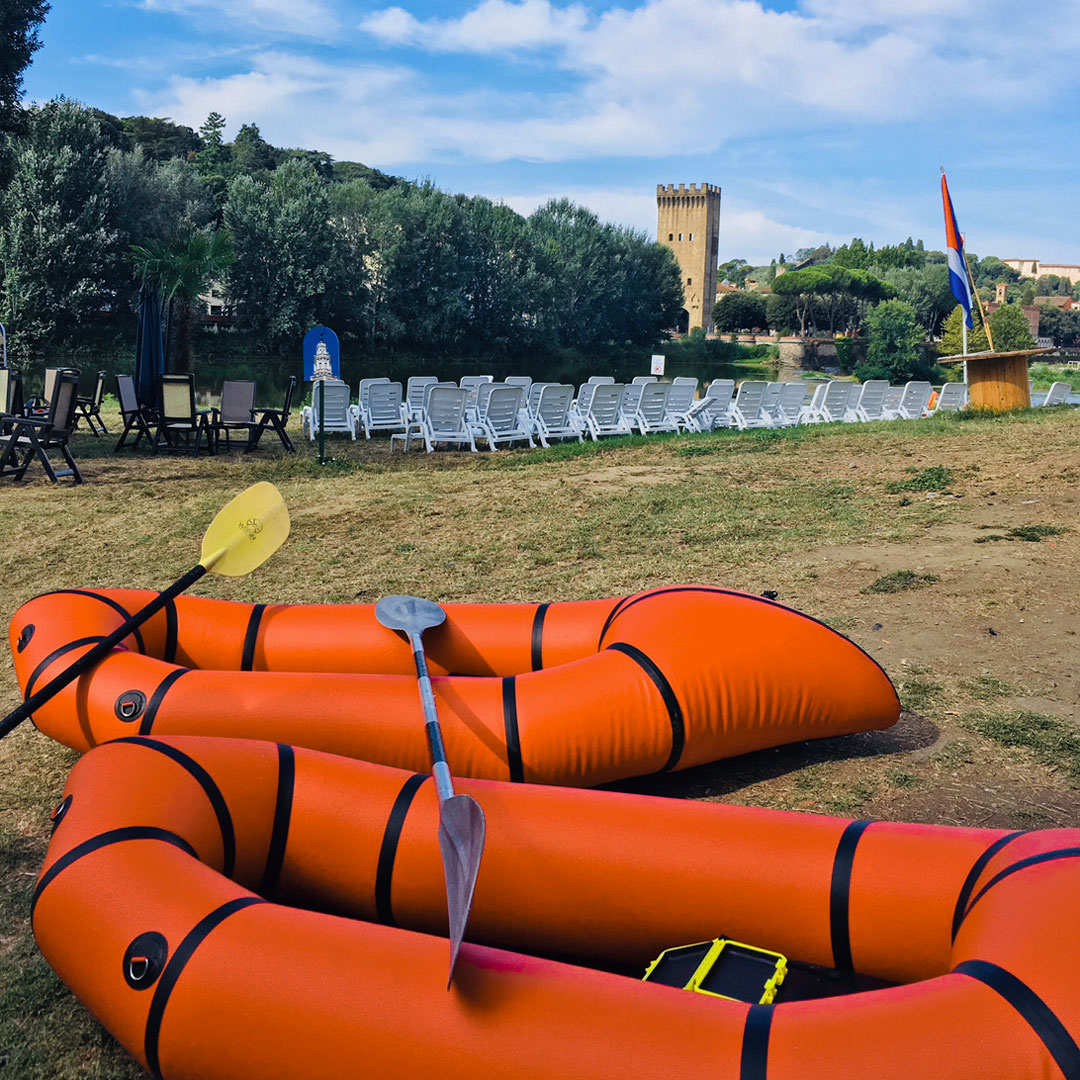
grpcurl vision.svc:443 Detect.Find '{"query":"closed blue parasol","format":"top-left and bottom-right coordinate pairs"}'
top-left (134, 287), bottom-right (165, 411)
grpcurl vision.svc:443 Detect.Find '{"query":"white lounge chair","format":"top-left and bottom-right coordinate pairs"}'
top-left (353, 377), bottom-right (392, 437)
top-left (619, 383), bottom-right (645, 426)
top-left (771, 382), bottom-right (807, 427)
top-left (585, 383), bottom-right (631, 440)
top-left (473, 386), bottom-right (532, 450)
top-left (587, 375), bottom-right (615, 384)
top-left (366, 381), bottom-right (408, 437)
top-left (533, 384), bottom-right (581, 447)
top-left (664, 377), bottom-right (699, 431)
top-left (459, 375), bottom-right (495, 416)
top-left (504, 376), bottom-right (533, 398)
top-left (635, 382), bottom-right (678, 434)
top-left (572, 382), bottom-right (599, 433)
top-left (761, 381), bottom-right (783, 417)
top-left (402, 385), bottom-right (477, 452)
top-left (404, 376), bottom-right (438, 422)
top-left (632, 375), bottom-right (658, 385)
top-left (804, 381), bottom-right (853, 423)
top-left (731, 381), bottom-right (773, 429)
top-left (686, 379), bottom-right (735, 431)
top-left (882, 385), bottom-right (904, 416)
top-left (301, 380), bottom-right (356, 440)
top-left (1041, 381), bottom-right (1071, 407)
top-left (932, 382), bottom-right (969, 412)
top-left (851, 380), bottom-right (889, 422)
top-left (884, 381), bottom-right (932, 420)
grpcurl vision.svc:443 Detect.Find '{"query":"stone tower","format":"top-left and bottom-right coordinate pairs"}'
top-left (657, 183), bottom-right (721, 333)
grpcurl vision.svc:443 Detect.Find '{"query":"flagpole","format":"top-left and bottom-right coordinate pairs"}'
top-left (960, 243), bottom-right (994, 353)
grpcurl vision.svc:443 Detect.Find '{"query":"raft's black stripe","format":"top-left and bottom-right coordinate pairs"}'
top-left (162, 596), bottom-right (178, 665)
top-left (32, 826), bottom-right (197, 920)
top-left (829, 819), bottom-right (873, 972)
top-left (374, 773), bottom-right (428, 926)
top-left (24, 636), bottom-right (106, 699)
top-left (954, 960), bottom-right (1080, 1080)
top-left (605, 642), bottom-right (685, 771)
top-left (502, 677), bottom-right (524, 782)
top-left (594, 585), bottom-right (898, 698)
top-left (951, 831), bottom-right (1025, 940)
top-left (241, 604), bottom-right (266, 671)
top-left (260, 744), bottom-right (295, 894)
top-left (112, 736), bottom-right (235, 878)
top-left (596, 595), bottom-right (634, 649)
top-left (960, 848), bottom-right (1080, 927)
top-left (138, 668), bottom-right (190, 736)
top-left (49, 590), bottom-right (145, 654)
top-left (144, 896), bottom-right (266, 1080)
top-left (739, 1004), bottom-right (774, 1080)
top-left (530, 602), bottom-right (549, 671)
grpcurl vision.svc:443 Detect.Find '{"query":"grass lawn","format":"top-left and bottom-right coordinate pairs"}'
top-left (1, 401), bottom-right (1078, 1076)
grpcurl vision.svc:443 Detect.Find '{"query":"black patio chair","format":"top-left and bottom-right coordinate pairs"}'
top-left (210, 379), bottom-right (259, 451)
top-left (0, 369), bottom-right (84, 483)
top-left (250, 375), bottom-right (297, 453)
top-left (75, 369), bottom-right (109, 436)
top-left (114, 374), bottom-right (154, 452)
top-left (26, 367), bottom-right (79, 417)
top-left (152, 373), bottom-right (214, 455)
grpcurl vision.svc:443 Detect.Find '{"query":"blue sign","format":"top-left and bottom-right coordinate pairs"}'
top-left (302, 325), bottom-right (340, 381)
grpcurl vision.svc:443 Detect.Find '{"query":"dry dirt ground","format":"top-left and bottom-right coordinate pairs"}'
top-left (0, 403), bottom-right (1077, 1075)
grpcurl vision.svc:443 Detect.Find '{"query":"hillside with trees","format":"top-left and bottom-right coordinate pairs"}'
top-left (0, 13), bottom-right (684, 367)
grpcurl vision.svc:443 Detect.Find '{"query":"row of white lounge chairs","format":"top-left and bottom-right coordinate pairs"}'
top-left (298, 375), bottom-right (1075, 452)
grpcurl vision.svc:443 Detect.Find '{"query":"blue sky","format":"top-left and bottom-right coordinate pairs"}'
top-left (24, 0), bottom-right (1080, 265)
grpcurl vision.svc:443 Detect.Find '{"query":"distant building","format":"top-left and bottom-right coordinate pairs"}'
top-left (986, 298), bottom-right (1041, 338)
top-left (1001, 259), bottom-right (1080, 284)
top-left (657, 183), bottom-right (721, 334)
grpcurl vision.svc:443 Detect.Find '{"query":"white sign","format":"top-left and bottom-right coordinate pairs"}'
top-left (650, 354), bottom-right (665, 376)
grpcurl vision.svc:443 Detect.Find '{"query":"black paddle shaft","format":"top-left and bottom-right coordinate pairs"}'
top-left (0, 565), bottom-right (207, 740)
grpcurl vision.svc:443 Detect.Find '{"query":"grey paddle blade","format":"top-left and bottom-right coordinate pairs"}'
top-left (374, 594), bottom-right (446, 636)
top-left (438, 793), bottom-right (486, 989)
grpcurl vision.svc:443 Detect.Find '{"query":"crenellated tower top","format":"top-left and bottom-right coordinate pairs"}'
top-left (656, 183), bottom-right (721, 197)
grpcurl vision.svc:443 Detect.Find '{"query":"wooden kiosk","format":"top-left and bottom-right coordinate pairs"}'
top-left (938, 346), bottom-right (1054, 412)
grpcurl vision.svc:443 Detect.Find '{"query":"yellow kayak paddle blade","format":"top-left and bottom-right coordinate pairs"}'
top-left (199, 482), bottom-right (291, 576)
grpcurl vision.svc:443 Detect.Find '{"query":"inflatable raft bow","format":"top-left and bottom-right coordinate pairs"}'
top-left (10, 585), bottom-right (900, 786)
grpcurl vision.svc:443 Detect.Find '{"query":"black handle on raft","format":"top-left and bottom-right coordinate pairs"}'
top-left (0, 564), bottom-right (207, 740)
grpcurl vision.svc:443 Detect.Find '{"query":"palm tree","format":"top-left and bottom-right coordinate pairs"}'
top-left (130, 228), bottom-right (235, 372)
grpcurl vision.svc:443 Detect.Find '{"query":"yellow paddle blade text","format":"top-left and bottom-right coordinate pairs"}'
top-left (199, 482), bottom-right (291, 577)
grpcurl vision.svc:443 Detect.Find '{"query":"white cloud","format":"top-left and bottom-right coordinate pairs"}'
top-left (142, 0), bottom-right (1080, 168)
top-left (356, 0), bottom-right (1078, 153)
top-left (142, 0), bottom-right (339, 36)
top-left (361, 0), bottom-right (588, 51)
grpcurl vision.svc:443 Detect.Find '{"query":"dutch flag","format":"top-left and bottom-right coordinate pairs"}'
top-left (941, 171), bottom-right (972, 329)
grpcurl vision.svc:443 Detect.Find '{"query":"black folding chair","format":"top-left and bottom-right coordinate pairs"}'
top-left (152, 373), bottom-right (214, 455)
top-left (25, 367), bottom-right (79, 418)
top-left (75, 369), bottom-right (109, 436)
top-left (250, 375), bottom-right (297, 453)
top-left (210, 380), bottom-right (259, 451)
top-left (114, 374), bottom-right (154, 452)
top-left (0, 369), bottom-right (84, 483)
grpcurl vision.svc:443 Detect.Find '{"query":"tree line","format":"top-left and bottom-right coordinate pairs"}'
top-left (0, 99), bottom-right (684, 367)
top-left (717, 236), bottom-right (1080, 348)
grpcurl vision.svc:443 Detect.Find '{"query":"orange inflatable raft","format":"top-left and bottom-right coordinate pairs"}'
top-left (10, 585), bottom-right (899, 786)
top-left (35, 735), bottom-right (1080, 1080)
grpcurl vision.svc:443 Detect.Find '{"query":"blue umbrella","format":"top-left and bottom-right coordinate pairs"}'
top-left (134, 287), bottom-right (165, 411)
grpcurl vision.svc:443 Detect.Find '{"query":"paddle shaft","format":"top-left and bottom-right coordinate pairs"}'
top-left (407, 630), bottom-right (455, 802)
top-left (0, 564), bottom-right (207, 739)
